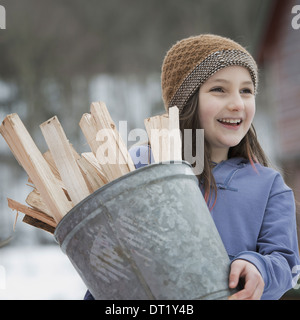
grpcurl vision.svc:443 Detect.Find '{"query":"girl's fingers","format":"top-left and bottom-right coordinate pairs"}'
top-left (228, 259), bottom-right (265, 300)
top-left (228, 262), bottom-right (242, 289)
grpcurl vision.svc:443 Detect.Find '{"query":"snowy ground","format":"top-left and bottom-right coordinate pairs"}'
top-left (0, 244), bottom-right (87, 300)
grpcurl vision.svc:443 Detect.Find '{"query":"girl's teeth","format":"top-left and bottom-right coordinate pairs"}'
top-left (218, 118), bottom-right (242, 124)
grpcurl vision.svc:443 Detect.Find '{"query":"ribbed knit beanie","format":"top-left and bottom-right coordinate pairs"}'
top-left (161, 34), bottom-right (258, 113)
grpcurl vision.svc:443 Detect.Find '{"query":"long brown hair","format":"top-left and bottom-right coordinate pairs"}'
top-left (179, 88), bottom-right (269, 209)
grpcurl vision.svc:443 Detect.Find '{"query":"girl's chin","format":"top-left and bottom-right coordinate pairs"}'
top-left (227, 132), bottom-right (246, 144)
top-left (215, 138), bottom-right (243, 149)
top-left (207, 133), bottom-right (245, 150)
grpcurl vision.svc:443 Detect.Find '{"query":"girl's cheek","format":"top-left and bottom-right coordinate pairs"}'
top-left (248, 104), bottom-right (256, 123)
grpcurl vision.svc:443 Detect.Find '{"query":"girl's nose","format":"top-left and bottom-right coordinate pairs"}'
top-left (227, 93), bottom-right (245, 112)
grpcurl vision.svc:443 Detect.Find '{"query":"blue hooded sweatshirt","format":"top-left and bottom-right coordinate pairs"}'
top-left (84, 145), bottom-right (300, 300)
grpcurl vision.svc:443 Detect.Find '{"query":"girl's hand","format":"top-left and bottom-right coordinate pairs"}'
top-left (228, 259), bottom-right (265, 300)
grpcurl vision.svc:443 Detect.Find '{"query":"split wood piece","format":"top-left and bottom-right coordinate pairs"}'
top-left (8, 198), bottom-right (57, 233)
top-left (77, 154), bottom-right (107, 193)
top-left (26, 188), bottom-right (51, 216)
top-left (79, 113), bottom-right (99, 154)
top-left (80, 102), bottom-right (135, 182)
top-left (91, 102), bottom-right (135, 173)
top-left (0, 114), bottom-right (73, 223)
top-left (23, 215), bottom-right (55, 234)
top-left (42, 151), bottom-right (72, 201)
top-left (28, 158), bottom-right (67, 194)
top-left (40, 116), bottom-right (90, 206)
top-left (43, 150), bottom-right (62, 180)
top-left (79, 112), bottom-right (118, 180)
top-left (44, 145), bottom-right (81, 175)
top-left (90, 101), bottom-right (135, 179)
top-left (144, 113), bottom-right (168, 162)
top-left (81, 152), bottom-right (108, 183)
top-left (144, 106), bottom-right (182, 163)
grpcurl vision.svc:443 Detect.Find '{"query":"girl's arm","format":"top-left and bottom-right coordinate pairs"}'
top-left (230, 174), bottom-right (300, 299)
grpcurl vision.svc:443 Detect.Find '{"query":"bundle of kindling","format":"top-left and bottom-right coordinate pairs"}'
top-left (0, 102), bottom-right (181, 234)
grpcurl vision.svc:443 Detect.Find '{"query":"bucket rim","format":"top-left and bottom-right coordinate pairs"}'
top-left (54, 160), bottom-right (195, 242)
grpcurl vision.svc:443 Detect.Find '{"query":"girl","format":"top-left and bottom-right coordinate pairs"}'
top-left (130, 34), bottom-right (300, 300)
top-left (85, 34), bottom-right (299, 300)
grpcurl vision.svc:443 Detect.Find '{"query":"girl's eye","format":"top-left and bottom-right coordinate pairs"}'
top-left (240, 88), bottom-right (253, 94)
top-left (210, 87), bottom-right (224, 93)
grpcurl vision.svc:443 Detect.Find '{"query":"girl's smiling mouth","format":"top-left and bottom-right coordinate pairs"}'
top-left (217, 118), bottom-right (243, 130)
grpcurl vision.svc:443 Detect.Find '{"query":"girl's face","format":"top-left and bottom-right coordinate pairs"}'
top-left (198, 66), bottom-right (256, 162)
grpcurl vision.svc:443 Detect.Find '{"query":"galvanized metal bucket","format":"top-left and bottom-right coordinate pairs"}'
top-left (54, 161), bottom-right (234, 300)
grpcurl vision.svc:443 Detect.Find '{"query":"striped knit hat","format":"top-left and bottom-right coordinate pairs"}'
top-left (161, 34), bottom-right (258, 113)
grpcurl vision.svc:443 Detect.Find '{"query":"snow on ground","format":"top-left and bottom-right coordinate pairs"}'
top-left (0, 244), bottom-right (87, 300)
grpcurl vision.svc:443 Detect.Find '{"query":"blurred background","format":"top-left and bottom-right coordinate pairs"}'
top-left (0, 0), bottom-right (299, 299)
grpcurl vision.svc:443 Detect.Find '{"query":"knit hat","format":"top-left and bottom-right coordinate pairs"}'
top-left (161, 34), bottom-right (258, 112)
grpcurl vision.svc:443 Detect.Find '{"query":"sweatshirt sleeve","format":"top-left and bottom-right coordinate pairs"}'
top-left (232, 173), bottom-right (300, 300)
top-left (129, 144), bottom-right (154, 168)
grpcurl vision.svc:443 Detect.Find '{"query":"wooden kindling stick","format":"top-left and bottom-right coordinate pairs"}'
top-left (26, 188), bottom-right (52, 216)
top-left (144, 106), bottom-right (182, 163)
top-left (40, 116), bottom-right (90, 206)
top-left (8, 198), bottom-right (56, 234)
top-left (77, 153), bottom-right (108, 193)
top-left (0, 114), bottom-right (73, 223)
top-left (80, 101), bottom-right (135, 182)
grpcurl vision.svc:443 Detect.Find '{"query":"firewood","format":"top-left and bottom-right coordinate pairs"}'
top-left (90, 102), bottom-right (135, 171)
top-left (81, 152), bottom-right (108, 183)
top-left (1, 103), bottom-right (183, 236)
top-left (79, 113), bottom-right (99, 153)
top-left (7, 198), bottom-right (57, 228)
top-left (79, 112), bottom-right (116, 180)
top-left (43, 150), bottom-right (62, 180)
top-left (0, 114), bottom-right (73, 223)
top-left (80, 102), bottom-right (135, 182)
top-left (28, 150), bottom-right (62, 186)
top-left (144, 106), bottom-right (182, 162)
top-left (26, 188), bottom-right (51, 216)
top-left (168, 106), bottom-right (182, 160)
top-left (77, 155), bottom-right (107, 193)
top-left (22, 215), bottom-right (55, 234)
top-left (42, 151), bottom-right (72, 200)
top-left (40, 116), bottom-right (90, 206)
